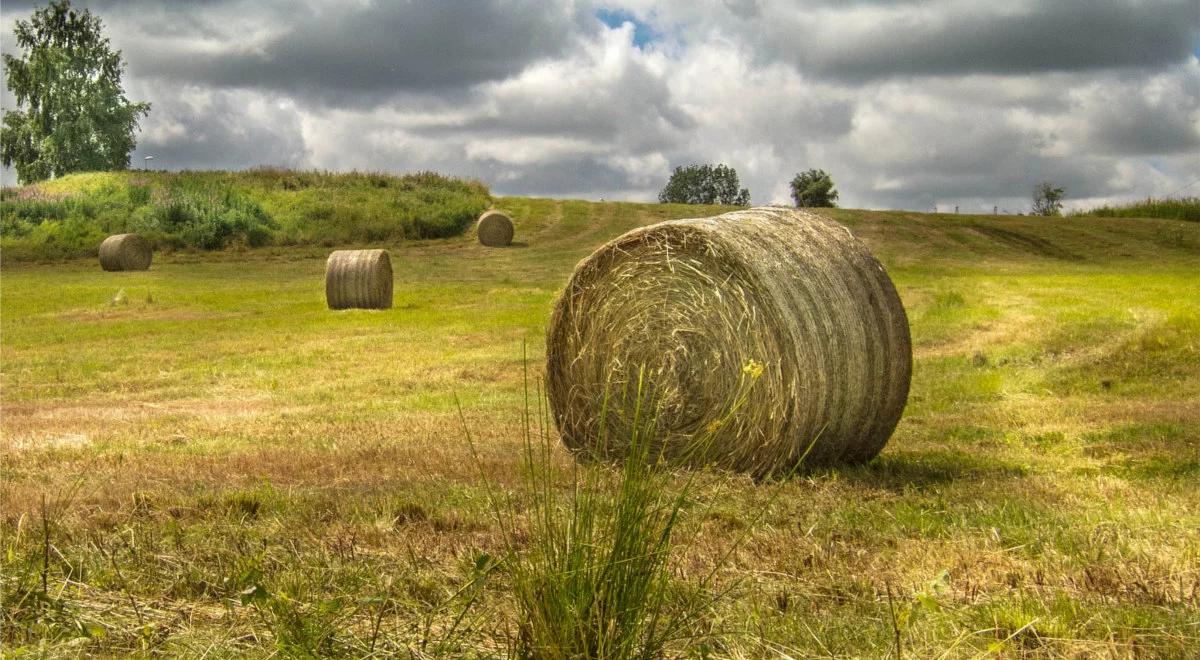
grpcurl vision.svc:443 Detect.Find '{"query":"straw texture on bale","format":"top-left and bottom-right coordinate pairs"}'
top-left (325, 249), bottom-right (393, 310)
top-left (477, 210), bottom-right (514, 247)
top-left (546, 207), bottom-right (911, 476)
top-left (98, 234), bottom-right (152, 271)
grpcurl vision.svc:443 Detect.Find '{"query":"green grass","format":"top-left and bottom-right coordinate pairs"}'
top-left (1073, 196), bottom-right (1200, 222)
top-left (2, 199), bottom-right (1198, 655)
top-left (1, 169), bottom-right (492, 261)
top-left (481, 371), bottom-right (700, 658)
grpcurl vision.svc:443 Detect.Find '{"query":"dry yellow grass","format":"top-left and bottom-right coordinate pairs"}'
top-left (2, 199), bottom-right (1198, 655)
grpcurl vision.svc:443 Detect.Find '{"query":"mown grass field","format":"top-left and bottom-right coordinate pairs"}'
top-left (2, 199), bottom-right (1198, 657)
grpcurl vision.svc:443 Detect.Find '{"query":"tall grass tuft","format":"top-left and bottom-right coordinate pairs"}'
top-left (507, 376), bottom-right (687, 658)
top-left (464, 354), bottom-right (783, 658)
top-left (1073, 197), bottom-right (1200, 222)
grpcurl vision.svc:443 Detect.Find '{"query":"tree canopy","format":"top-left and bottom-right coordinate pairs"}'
top-left (1031, 181), bottom-right (1065, 216)
top-left (658, 163), bottom-right (750, 206)
top-left (1, 0), bottom-right (150, 183)
top-left (789, 169), bottom-right (839, 208)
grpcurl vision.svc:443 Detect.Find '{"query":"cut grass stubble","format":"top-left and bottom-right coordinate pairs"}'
top-left (3, 200), bottom-right (1197, 655)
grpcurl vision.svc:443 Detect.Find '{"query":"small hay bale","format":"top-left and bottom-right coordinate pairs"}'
top-left (477, 210), bottom-right (514, 247)
top-left (98, 234), bottom-right (152, 271)
top-left (325, 249), bottom-right (393, 310)
top-left (546, 207), bottom-right (912, 476)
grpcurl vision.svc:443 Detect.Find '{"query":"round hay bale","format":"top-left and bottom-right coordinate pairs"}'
top-left (546, 207), bottom-right (911, 476)
top-left (98, 234), bottom-right (152, 271)
top-left (325, 249), bottom-right (393, 310)
top-left (477, 210), bottom-right (514, 247)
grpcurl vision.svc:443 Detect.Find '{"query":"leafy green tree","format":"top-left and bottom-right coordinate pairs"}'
top-left (2, 0), bottom-right (150, 183)
top-left (658, 163), bottom-right (750, 205)
top-left (1031, 181), bottom-right (1065, 216)
top-left (789, 169), bottom-right (839, 207)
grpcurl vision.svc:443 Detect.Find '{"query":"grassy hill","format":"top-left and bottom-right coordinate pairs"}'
top-left (2, 194), bottom-right (1198, 655)
top-left (1073, 196), bottom-right (1200, 222)
top-left (1, 169), bottom-right (491, 261)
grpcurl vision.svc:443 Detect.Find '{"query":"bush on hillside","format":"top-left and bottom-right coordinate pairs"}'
top-left (1, 185), bottom-right (123, 260)
top-left (0, 169), bottom-right (492, 261)
top-left (135, 181), bottom-right (276, 250)
top-left (0, 178), bottom-right (275, 258)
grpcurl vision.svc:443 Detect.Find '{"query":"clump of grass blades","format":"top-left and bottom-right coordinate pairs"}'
top-left (464, 355), bottom-right (784, 658)
top-left (513, 380), bottom-right (682, 658)
top-left (1073, 197), bottom-right (1200, 222)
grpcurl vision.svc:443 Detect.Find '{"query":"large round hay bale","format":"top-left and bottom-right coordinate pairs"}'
top-left (546, 207), bottom-right (911, 476)
top-left (477, 210), bottom-right (514, 247)
top-left (98, 234), bottom-right (152, 271)
top-left (325, 249), bottom-right (393, 310)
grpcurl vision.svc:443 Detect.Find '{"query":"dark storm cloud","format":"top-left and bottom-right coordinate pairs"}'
top-left (3, 0), bottom-right (592, 105)
top-left (124, 1), bottom-right (591, 102)
top-left (127, 87), bottom-right (309, 171)
top-left (446, 53), bottom-right (694, 150)
top-left (1087, 92), bottom-right (1200, 156)
top-left (751, 0), bottom-right (1200, 79)
top-left (834, 141), bottom-right (1130, 214)
top-left (482, 156), bottom-right (640, 197)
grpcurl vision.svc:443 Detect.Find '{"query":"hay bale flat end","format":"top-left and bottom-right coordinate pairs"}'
top-left (477, 210), bottom-right (514, 247)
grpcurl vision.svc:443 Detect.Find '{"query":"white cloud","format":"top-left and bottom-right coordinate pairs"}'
top-left (3, 0), bottom-right (1197, 211)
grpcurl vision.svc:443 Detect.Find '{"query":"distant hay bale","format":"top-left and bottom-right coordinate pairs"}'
top-left (546, 207), bottom-right (912, 477)
top-left (98, 234), bottom-right (152, 271)
top-left (477, 210), bottom-right (514, 247)
top-left (325, 249), bottom-right (393, 310)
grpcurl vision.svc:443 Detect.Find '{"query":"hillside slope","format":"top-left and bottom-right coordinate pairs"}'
top-left (491, 198), bottom-right (1200, 272)
top-left (3, 167), bottom-right (1197, 266)
top-left (1, 169), bottom-right (491, 261)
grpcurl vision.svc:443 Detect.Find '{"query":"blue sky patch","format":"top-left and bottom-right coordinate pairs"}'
top-left (595, 8), bottom-right (661, 48)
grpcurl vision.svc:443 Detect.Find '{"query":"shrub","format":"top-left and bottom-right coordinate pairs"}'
top-left (0, 169), bottom-right (492, 261)
top-left (139, 183), bottom-right (276, 249)
top-left (658, 164), bottom-right (750, 206)
top-left (789, 169), bottom-right (839, 208)
top-left (1032, 182), bottom-right (1065, 217)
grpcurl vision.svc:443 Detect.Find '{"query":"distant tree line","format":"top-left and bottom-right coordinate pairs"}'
top-left (660, 164), bottom-right (1071, 217)
top-left (658, 164), bottom-right (839, 208)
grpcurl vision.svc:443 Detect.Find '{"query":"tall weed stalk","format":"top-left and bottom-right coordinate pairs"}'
top-left (463, 350), bottom-right (798, 658)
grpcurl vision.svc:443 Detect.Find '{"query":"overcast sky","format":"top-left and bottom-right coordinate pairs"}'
top-left (3, 0), bottom-right (1198, 211)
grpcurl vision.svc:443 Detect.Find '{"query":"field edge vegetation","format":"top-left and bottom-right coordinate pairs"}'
top-left (1, 168), bottom-right (492, 262)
